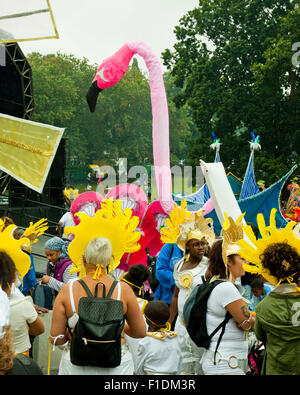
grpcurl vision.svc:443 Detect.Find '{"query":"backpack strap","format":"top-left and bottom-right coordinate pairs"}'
top-left (210, 311), bottom-right (232, 365)
top-left (206, 279), bottom-right (232, 365)
top-left (201, 275), bottom-right (211, 285)
top-left (78, 279), bottom-right (94, 297)
top-left (94, 282), bottom-right (106, 298)
top-left (106, 280), bottom-right (119, 299)
top-left (78, 279), bottom-right (107, 298)
top-left (77, 279), bottom-right (119, 299)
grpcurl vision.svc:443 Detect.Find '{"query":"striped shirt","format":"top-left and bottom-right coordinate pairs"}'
top-left (48, 265), bottom-right (77, 292)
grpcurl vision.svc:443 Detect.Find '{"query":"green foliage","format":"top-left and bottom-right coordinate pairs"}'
top-left (27, 52), bottom-right (193, 171)
top-left (162, 0), bottom-right (299, 184)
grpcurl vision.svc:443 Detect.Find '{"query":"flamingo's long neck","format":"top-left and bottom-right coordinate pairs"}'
top-left (127, 41), bottom-right (174, 213)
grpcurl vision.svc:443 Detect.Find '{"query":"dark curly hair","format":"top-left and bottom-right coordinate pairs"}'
top-left (0, 251), bottom-right (16, 292)
top-left (260, 242), bottom-right (300, 284)
top-left (122, 264), bottom-right (150, 296)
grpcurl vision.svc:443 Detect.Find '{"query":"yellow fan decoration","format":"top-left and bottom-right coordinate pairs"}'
top-left (0, 220), bottom-right (31, 279)
top-left (221, 212), bottom-right (245, 268)
top-left (160, 200), bottom-right (192, 245)
top-left (64, 199), bottom-right (142, 278)
top-left (160, 200), bottom-right (215, 251)
top-left (23, 218), bottom-right (48, 243)
top-left (239, 208), bottom-right (300, 287)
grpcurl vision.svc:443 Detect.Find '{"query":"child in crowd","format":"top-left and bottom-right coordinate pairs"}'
top-left (122, 264), bottom-right (150, 372)
top-left (134, 301), bottom-right (182, 375)
top-left (120, 264), bottom-right (150, 307)
top-left (249, 278), bottom-right (272, 312)
top-left (42, 237), bottom-right (76, 293)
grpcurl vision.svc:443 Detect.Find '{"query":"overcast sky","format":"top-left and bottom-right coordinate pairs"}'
top-left (18, 0), bottom-right (199, 72)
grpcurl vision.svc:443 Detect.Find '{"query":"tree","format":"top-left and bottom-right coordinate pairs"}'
top-left (28, 52), bottom-right (194, 174)
top-left (27, 52), bottom-right (92, 165)
top-left (162, 0), bottom-right (299, 185)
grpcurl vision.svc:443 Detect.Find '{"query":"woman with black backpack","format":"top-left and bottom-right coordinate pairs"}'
top-left (50, 237), bottom-right (146, 374)
top-left (49, 200), bottom-right (147, 375)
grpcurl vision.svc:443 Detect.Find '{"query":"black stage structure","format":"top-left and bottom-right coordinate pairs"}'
top-left (0, 42), bottom-right (67, 234)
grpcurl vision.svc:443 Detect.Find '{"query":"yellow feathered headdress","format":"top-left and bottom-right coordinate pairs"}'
top-left (0, 218), bottom-right (47, 279)
top-left (63, 187), bottom-right (79, 202)
top-left (64, 199), bottom-right (141, 279)
top-left (160, 200), bottom-right (215, 251)
top-left (239, 208), bottom-right (300, 287)
top-left (221, 212), bottom-right (245, 269)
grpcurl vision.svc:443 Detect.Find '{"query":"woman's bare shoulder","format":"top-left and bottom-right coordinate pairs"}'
top-left (119, 280), bottom-right (132, 294)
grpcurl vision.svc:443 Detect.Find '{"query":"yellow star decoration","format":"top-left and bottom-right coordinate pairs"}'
top-left (221, 212), bottom-right (245, 268)
top-left (0, 221), bottom-right (31, 279)
top-left (160, 200), bottom-right (214, 251)
top-left (238, 208), bottom-right (300, 287)
top-left (64, 199), bottom-right (141, 278)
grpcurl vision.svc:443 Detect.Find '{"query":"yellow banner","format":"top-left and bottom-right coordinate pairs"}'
top-left (0, 113), bottom-right (64, 193)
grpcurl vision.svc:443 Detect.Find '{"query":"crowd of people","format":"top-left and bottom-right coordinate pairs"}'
top-left (0, 192), bottom-right (300, 376)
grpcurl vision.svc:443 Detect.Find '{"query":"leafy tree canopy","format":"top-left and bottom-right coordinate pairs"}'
top-left (28, 52), bottom-right (193, 171)
top-left (162, 0), bottom-right (299, 186)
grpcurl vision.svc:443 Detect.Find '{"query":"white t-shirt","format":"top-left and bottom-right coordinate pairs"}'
top-left (135, 335), bottom-right (182, 375)
top-left (206, 281), bottom-right (248, 359)
top-left (124, 298), bottom-right (148, 371)
top-left (59, 212), bottom-right (75, 238)
top-left (174, 256), bottom-right (208, 322)
top-left (9, 295), bottom-right (38, 354)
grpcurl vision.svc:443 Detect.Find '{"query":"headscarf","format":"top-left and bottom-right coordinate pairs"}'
top-left (44, 237), bottom-right (69, 259)
top-left (0, 287), bottom-right (10, 339)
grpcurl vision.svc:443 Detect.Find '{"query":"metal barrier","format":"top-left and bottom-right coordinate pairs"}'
top-left (0, 193), bottom-right (68, 235)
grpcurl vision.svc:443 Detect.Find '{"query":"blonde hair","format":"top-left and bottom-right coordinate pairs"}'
top-left (83, 237), bottom-right (112, 270)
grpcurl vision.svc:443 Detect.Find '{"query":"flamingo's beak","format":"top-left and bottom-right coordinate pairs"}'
top-left (86, 44), bottom-right (134, 112)
top-left (86, 81), bottom-right (103, 112)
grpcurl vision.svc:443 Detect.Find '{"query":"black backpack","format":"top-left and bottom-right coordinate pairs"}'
top-left (69, 279), bottom-right (125, 368)
top-left (183, 276), bottom-right (232, 364)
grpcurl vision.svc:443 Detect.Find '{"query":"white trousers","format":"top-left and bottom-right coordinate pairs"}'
top-left (201, 352), bottom-right (247, 375)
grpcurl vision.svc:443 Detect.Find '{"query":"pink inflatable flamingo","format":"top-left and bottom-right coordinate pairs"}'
top-left (85, 42), bottom-right (213, 272)
top-left (87, 41), bottom-right (173, 214)
top-left (105, 184), bottom-right (149, 271)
